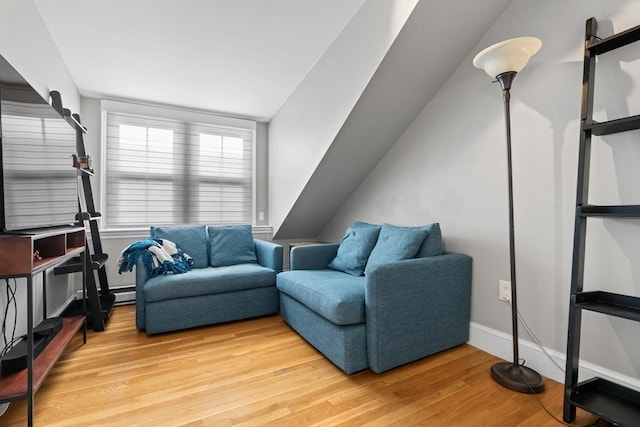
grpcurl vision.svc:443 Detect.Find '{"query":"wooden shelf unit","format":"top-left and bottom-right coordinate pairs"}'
top-left (0, 226), bottom-right (87, 427)
top-left (0, 317), bottom-right (84, 402)
top-left (0, 227), bottom-right (85, 276)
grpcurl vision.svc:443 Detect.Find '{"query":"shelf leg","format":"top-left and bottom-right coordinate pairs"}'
top-left (27, 276), bottom-right (34, 427)
top-left (43, 273), bottom-right (47, 318)
top-left (82, 247), bottom-right (87, 344)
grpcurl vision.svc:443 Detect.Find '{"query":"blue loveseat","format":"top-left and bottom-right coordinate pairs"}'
top-left (277, 222), bottom-right (472, 374)
top-left (135, 225), bottom-right (283, 334)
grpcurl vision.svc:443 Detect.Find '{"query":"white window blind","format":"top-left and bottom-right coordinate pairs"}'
top-left (103, 105), bottom-right (254, 229)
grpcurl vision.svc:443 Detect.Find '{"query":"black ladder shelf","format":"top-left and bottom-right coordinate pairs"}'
top-left (49, 91), bottom-right (114, 332)
top-left (563, 18), bottom-right (640, 426)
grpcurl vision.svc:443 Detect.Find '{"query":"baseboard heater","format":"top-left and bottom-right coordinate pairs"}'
top-left (75, 286), bottom-right (136, 306)
top-left (0, 317), bottom-right (63, 375)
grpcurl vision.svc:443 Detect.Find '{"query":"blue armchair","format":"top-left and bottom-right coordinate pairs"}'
top-left (276, 223), bottom-right (472, 374)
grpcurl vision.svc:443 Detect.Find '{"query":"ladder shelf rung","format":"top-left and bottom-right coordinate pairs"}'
top-left (583, 115), bottom-right (640, 135)
top-left (575, 291), bottom-right (640, 322)
top-left (569, 377), bottom-right (640, 426)
top-left (587, 23), bottom-right (640, 55)
top-left (76, 212), bottom-right (102, 221)
top-left (53, 253), bottom-right (109, 275)
top-left (578, 205), bottom-right (640, 218)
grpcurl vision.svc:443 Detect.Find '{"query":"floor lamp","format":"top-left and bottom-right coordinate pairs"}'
top-left (473, 37), bottom-right (545, 394)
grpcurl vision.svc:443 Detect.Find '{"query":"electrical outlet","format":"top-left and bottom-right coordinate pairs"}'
top-left (499, 280), bottom-right (511, 302)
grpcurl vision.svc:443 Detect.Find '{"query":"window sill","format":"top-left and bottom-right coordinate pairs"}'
top-left (100, 225), bottom-right (274, 240)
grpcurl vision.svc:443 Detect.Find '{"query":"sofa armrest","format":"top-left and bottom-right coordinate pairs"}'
top-left (255, 239), bottom-right (284, 273)
top-left (365, 252), bottom-right (472, 373)
top-left (135, 258), bottom-right (149, 330)
top-left (290, 243), bottom-right (339, 270)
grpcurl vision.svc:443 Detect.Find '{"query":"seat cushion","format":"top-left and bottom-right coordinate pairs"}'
top-left (151, 225), bottom-right (208, 268)
top-left (143, 264), bottom-right (276, 302)
top-left (277, 270), bottom-right (365, 325)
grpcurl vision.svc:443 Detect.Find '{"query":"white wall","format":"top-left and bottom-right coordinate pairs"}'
top-left (320, 0), bottom-right (640, 381)
top-left (0, 0), bottom-right (80, 113)
top-left (0, 0), bottom-right (82, 343)
top-left (268, 0), bottom-right (417, 237)
top-left (270, 0), bottom-right (510, 240)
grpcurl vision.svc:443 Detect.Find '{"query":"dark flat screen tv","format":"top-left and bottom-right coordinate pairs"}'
top-left (0, 55), bottom-right (78, 232)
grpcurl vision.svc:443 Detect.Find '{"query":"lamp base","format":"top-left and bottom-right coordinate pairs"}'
top-left (491, 362), bottom-right (545, 394)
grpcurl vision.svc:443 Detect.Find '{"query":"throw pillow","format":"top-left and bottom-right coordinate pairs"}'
top-left (328, 222), bottom-right (381, 276)
top-left (351, 221), bottom-right (379, 229)
top-left (365, 223), bottom-right (429, 275)
top-left (151, 225), bottom-right (208, 268)
top-left (415, 222), bottom-right (443, 258)
top-left (208, 224), bottom-right (257, 267)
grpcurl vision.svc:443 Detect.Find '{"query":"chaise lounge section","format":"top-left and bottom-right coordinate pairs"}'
top-left (277, 222), bottom-right (472, 374)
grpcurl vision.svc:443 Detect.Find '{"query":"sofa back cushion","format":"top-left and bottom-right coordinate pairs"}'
top-left (208, 224), bottom-right (257, 267)
top-left (328, 222), bottom-right (381, 276)
top-left (415, 222), bottom-right (443, 258)
top-left (151, 225), bottom-right (208, 268)
top-left (365, 224), bottom-right (429, 274)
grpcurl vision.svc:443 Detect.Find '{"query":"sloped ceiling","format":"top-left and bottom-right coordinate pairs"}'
top-left (33, 0), bottom-right (365, 122)
top-left (272, 0), bottom-right (512, 239)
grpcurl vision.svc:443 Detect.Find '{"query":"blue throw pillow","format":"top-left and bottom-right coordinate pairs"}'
top-left (151, 225), bottom-right (208, 268)
top-left (351, 221), bottom-right (378, 229)
top-left (208, 225), bottom-right (257, 267)
top-left (365, 223), bottom-right (429, 275)
top-left (328, 223), bottom-right (381, 276)
top-left (415, 222), bottom-right (443, 258)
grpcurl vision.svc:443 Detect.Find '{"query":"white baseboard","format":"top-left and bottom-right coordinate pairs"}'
top-left (469, 321), bottom-right (640, 391)
top-left (74, 286), bottom-right (136, 305)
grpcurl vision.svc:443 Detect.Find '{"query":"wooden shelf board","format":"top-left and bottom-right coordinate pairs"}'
top-left (0, 316), bottom-right (84, 402)
top-left (31, 247), bottom-right (85, 276)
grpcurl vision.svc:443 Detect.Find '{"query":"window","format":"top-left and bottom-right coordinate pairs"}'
top-left (102, 102), bottom-right (255, 229)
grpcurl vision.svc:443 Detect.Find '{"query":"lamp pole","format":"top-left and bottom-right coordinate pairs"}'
top-left (489, 71), bottom-right (545, 394)
top-left (497, 71), bottom-right (520, 367)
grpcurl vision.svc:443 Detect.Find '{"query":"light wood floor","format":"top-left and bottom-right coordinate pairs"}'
top-left (1, 305), bottom-right (601, 426)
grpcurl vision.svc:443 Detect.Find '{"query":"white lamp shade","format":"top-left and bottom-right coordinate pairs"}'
top-left (473, 37), bottom-right (542, 78)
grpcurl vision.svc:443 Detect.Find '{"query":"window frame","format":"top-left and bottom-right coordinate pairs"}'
top-left (100, 100), bottom-right (257, 232)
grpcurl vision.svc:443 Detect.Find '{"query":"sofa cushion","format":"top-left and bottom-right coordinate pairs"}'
top-left (328, 222), bottom-right (381, 276)
top-left (365, 224), bottom-right (429, 274)
top-left (415, 222), bottom-right (443, 258)
top-left (277, 270), bottom-right (366, 325)
top-left (208, 224), bottom-right (257, 267)
top-left (151, 225), bottom-right (208, 268)
top-left (143, 264), bottom-right (275, 302)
